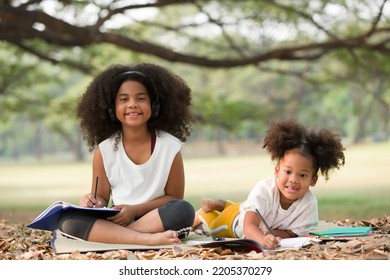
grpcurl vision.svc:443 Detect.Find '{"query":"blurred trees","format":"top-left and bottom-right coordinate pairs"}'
top-left (0, 0), bottom-right (389, 160)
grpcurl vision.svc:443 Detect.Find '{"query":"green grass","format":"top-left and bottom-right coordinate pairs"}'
top-left (316, 187), bottom-right (389, 220)
top-left (0, 140), bottom-right (389, 223)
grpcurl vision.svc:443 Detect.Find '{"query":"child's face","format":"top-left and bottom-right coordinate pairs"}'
top-left (115, 80), bottom-right (152, 126)
top-left (274, 151), bottom-right (318, 209)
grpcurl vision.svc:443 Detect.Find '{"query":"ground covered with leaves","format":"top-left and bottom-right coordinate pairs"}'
top-left (1, 216), bottom-right (389, 260)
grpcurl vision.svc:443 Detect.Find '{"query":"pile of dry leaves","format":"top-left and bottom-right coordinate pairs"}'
top-left (1, 216), bottom-right (389, 260)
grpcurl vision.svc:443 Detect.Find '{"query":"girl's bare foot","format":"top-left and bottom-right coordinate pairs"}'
top-left (192, 198), bottom-right (227, 229)
top-left (200, 198), bottom-right (226, 212)
top-left (148, 230), bottom-right (181, 245)
top-left (192, 209), bottom-right (203, 228)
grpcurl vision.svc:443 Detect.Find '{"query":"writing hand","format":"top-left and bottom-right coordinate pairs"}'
top-left (261, 228), bottom-right (281, 249)
top-left (262, 234), bottom-right (280, 249)
top-left (79, 193), bottom-right (102, 208)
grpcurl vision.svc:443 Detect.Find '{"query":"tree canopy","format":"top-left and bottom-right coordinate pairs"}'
top-left (1, 0), bottom-right (389, 73)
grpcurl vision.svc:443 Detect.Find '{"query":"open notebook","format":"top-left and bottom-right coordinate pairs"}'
top-left (27, 201), bottom-right (119, 231)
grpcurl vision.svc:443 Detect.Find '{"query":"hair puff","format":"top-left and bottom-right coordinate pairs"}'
top-left (263, 119), bottom-right (345, 181)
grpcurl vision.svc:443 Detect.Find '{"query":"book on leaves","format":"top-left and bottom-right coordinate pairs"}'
top-left (27, 200), bottom-right (120, 232)
top-left (309, 226), bottom-right (372, 238)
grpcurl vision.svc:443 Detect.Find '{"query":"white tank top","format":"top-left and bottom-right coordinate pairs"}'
top-left (99, 131), bottom-right (182, 205)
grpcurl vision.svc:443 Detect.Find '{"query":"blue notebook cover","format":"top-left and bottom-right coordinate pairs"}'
top-left (27, 201), bottom-right (119, 232)
top-left (309, 226), bottom-right (372, 237)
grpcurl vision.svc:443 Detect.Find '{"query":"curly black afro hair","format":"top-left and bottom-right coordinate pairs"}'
top-left (76, 63), bottom-right (194, 151)
top-left (262, 119), bottom-right (345, 180)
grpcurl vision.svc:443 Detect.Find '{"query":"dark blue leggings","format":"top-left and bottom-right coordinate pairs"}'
top-left (57, 199), bottom-right (195, 240)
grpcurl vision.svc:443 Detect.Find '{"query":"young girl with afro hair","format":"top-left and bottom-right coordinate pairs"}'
top-left (58, 63), bottom-right (195, 245)
top-left (192, 119), bottom-right (345, 250)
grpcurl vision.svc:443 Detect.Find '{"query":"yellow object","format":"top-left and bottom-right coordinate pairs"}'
top-left (197, 201), bottom-right (240, 238)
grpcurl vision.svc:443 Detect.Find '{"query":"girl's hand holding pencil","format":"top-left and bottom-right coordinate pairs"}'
top-left (261, 229), bottom-right (281, 249)
top-left (256, 209), bottom-right (281, 249)
top-left (79, 177), bottom-right (106, 208)
top-left (79, 193), bottom-right (102, 208)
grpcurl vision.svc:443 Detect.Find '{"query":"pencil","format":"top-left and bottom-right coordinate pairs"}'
top-left (255, 209), bottom-right (274, 236)
top-left (94, 176), bottom-right (98, 199)
top-left (93, 176), bottom-right (98, 207)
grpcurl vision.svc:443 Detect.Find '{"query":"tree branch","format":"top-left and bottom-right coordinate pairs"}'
top-left (13, 41), bottom-right (92, 74)
top-left (1, 0), bottom-right (389, 69)
top-left (366, 0), bottom-right (388, 36)
top-left (264, 0), bottom-right (341, 41)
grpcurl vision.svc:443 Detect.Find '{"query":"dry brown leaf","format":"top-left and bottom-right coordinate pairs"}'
top-left (70, 250), bottom-right (89, 260)
top-left (136, 251), bottom-right (156, 260)
top-left (172, 245), bottom-right (185, 257)
top-left (220, 248), bottom-right (234, 255)
top-left (0, 240), bottom-right (7, 252)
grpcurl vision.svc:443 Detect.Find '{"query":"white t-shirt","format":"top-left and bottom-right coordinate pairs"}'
top-left (235, 178), bottom-right (318, 237)
top-left (99, 131), bottom-right (182, 206)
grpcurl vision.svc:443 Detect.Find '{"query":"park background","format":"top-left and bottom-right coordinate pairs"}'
top-left (0, 0), bottom-right (389, 224)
